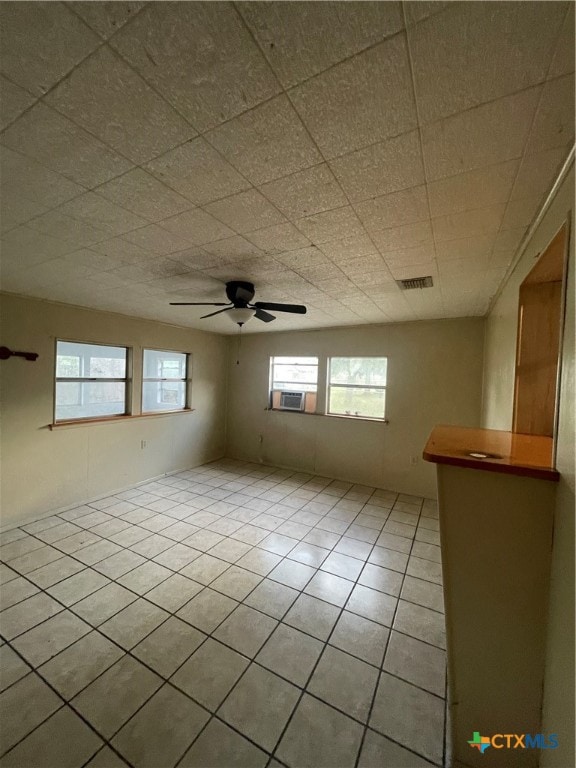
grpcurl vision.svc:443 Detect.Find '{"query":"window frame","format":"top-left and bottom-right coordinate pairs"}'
top-left (326, 356), bottom-right (388, 422)
top-left (54, 339), bottom-right (131, 424)
top-left (269, 355), bottom-right (319, 413)
top-left (141, 347), bottom-right (191, 415)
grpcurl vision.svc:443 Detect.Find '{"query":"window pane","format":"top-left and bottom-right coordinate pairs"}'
top-left (328, 386), bottom-right (386, 419)
top-left (143, 349), bottom-right (187, 379)
top-left (55, 381), bottom-right (126, 420)
top-left (329, 357), bottom-right (387, 387)
top-left (271, 357), bottom-right (318, 391)
top-left (142, 381), bottom-right (186, 412)
top-left (56, 341), bottom-right (126, 378)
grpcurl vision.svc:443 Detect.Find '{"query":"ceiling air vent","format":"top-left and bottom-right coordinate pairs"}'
top-left (396, 275), bottom-right (434, 290)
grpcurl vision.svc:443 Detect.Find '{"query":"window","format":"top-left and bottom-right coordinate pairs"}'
top-left (269, 356), bottom-right (318, 413)
top-left (327, 357), bottom-right (387, 420)
top-left (55, 341), bottom-right (129, 421)
top-left (142, 349), bottom-right (189, 413)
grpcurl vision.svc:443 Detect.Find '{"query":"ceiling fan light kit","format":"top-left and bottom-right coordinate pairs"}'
top-left (170, 281), bottom-right (307, 327)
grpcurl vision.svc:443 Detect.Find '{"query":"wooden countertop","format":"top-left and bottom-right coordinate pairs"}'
top-left (423, 425), bottom-right (559, 481)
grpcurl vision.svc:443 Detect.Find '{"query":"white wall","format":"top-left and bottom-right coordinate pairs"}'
top-left (482, 166), bottom-right (575, 767)
top-left (226, 317), bottom-right (485, 498)
top-left (0, 293), bottom-right (228, 527)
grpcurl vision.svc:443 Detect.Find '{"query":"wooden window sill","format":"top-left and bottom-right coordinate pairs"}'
top-left (49, 409), bottom-right (195, 430)
top-left (266, 408), bottom-right (388, 424)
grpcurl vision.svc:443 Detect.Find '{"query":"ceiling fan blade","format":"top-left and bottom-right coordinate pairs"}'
top-left (200, 307), bottom-right (233, 319)
top-left (254, 302), bottom-right (307, 315)
top-left (169, 302), bottom-right (230, 306)
top-left (255, 308), bottom-right (276, 323)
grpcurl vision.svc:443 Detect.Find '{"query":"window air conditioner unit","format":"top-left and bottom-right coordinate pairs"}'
top-left (279, 391), bottom-right (305, 411)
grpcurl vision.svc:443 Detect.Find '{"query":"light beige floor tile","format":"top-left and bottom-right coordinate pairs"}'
top-left (276, 693), bottom-right (363, 768)
top-left (112, 683), bottom-right (209, 768)
top-left (406, 556), bottom-right (443, 585)
top-left (175, 583), bottom-right (237, 630)
top-left (230, 523), bottom-right (270, 546)
top-left (171, 638), bottom-right (248, 711)
top-left (284, 593), bottom-right (340, 641)
top-left (99, 598), bottom-right (169, 649)
top-left (214, 604), bottom-right (277, 657)
top-left (6, 545), bottom-right (65, 575)
top-left (144, 574), bottom-right (203, 612)
top-left (235, 548), bottom-right (282, 576)
top-left (133, 617), bottom-right (205, 678)
top-left (0, 705), bottom-right (103, 768)
top-left (320, 551), bottom-right (364, 580)
top-left (383, 631), bottom-right (446, 697)
top-left (180, 553), bottom-right (230, 585)
top-left (401, 575), bottom-right (445, 613)
top-left (72, 655), bottom-right (162, 738)
top-left (359, 563), bottom-right (403, 596)
top-left (393, 600), bottom-right (446, 649)
top-left (368, 545), bottom-right (409, 573)
top-left (39, 630), bottom-right (125, 699)
top-left (370, 672), bottom-right (444, 764)
top-left (179, 718), bottom-right (268, 768)
top-left (256, 623), bottom-right (323, 686)
top-left (93, 550), bottom-right (146, 578)
top-left (73, 540), bottom-right (123, 566)
top-left (0, 593), bottom-right (63, 640)
top-left (0, 673), bottom-right (62, 753)
top-left (0, 536), bottom-right (44, 562)
top-left (129, 534), bottom-right (174, 558)
top-left (411, 542), bottom-right (442, 563)
top-left (304, 528), bottom-right (342, 548)
top-left (259, 532), bottom-right (298, 556)
top-left (0, 645), bottom-right (31, 693)
top-left (376, 532), bottom-right (412, 554)
top-left (53, 530), bottom-right (102, 555)
top-left (415, 527), bottom-right (441, 546)
top-left (346, 584), bottom-right (397, 626)
top-left (25, 556), bottom-right (85, 588)
top-left (209, 565), bottom-right (262, 601)
top-left (0, 576), bottom-right (39, 611)
top-left (84, 745), bottom-right (130, 767)
top-left (12, 610), bottom-right (91, 667)
top-left (0, 564), bottom-right (18, 584)
top-left (287, 541), bottom-right (330, 567)
top-left (117, 561), bottom-right (172, 594)
top-left (329, 610), bottom-right (389, 667)
top-left (308, 645), bottom-right (378, 722)
top-left (305, 570), bottom-right (354, 607)
top-left (152, 543), bottom-right (201, 570)
top-left (269, 558), bottom-right (316, 589)
top-left (244, 579), bottom-right (299, 619)
top-left (72, 583), bottom-right (137, 626)
top-left (358, 728), bottom-right (435, 767)
top-left (334, 537), bottom-right (373, 560)
top-left (219, 664), bottom-right (299, 751)
top-left (47, 569), bottom-right (110, 606)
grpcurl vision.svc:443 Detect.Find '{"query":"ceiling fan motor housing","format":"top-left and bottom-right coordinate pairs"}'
top-left (226, 281), bottom-right (255, 306)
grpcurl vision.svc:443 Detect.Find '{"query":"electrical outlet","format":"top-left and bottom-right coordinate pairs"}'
top-left (141, 440), bottom-right (147, 449)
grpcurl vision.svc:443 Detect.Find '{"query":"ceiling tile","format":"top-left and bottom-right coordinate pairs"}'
top-left (403, 2), bottom-right (453, 26)
top-left (259, 164), bottom-right (347, 220)
top-left (318, 234), bottom-right (377, 262)
top-left (1, 225), bottom-right (74, 268)
top-left (421, 87), bottom-right (541, 181)
top-left (432, 204), bottom-right (506, 243)
top-left (290, 34), bottom-right (417, 158)
top-left (275, 246), bottom-right (330, 270)
top-left (381, 244), bottom-right (437, 268)
top-left (90, 237), bottom-right (159, 264)
top-left (0, 102), bottom-right (132, 187)
top-left (201, 235), bottom-right (263, 261)
top-left (388, 260), bottom-right (437, 280)
top-left (46, 46), bottom-right (195, 164)
top-left (68, 1), bottom-right (145, 39)
top-left (511, 146), bottom-right (569, 201)
top-left (0, 147), bottom-right (84, 208)
top-left (0, 75), bottom-right (36, 130)
top-left (110, 1), bottom-right (281, 132)
top-left (94, 169), bottom-right (194, 223)
top-left (329, 130), bottom-right (425, 203)
top-left (355, 185), bottom-right (429, 231)
top-left (56, 192), bottom-right (150, 237)
top-left (295, 206), bottom-right (365, 243)
top-left (204, 188), bottom-right (286, 234)
top-left (206, 95), bottom-right (321, 186)
top-left (159, 209), bottom-right (234, 246)
top-left (0, 2), bottom-right (100, 96)
top-left (145, 138), bottom-right (250, 206)
top-left (339, 253), bottom-right (388, 276)
top-left (122, 223), bottom-right (195, 255)
top-left (549, 3), bottom-right (575, 78)
top-left (25, 209), bottom-right (109, 247)
top-left (0, 190), bottom-right (48, 234)
top-left (435, 234), bottom-right (496, 263)
top-left (523, 73), bottom-right (575, 155)
top-left (372, 220), bottom-right (433, 252)
top-left (409, 1), bottom-right (566, 124)
top-left (428, 161), bottom-right (518, 218)
top-left (493, 227), bottom-right (526, 253)
top-left (238, 1), bottom-right (404, 88)
top-left (244, 222), bottom-right (311, 254)
top-left (500, 196), bottom-right (542, 231)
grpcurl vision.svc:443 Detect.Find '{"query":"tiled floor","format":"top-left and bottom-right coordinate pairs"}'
top-left (0, 460), bottom-right (447, 768)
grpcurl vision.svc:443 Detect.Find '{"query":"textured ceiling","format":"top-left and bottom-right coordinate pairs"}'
top-left (0, 1), bottom-right (574, 334)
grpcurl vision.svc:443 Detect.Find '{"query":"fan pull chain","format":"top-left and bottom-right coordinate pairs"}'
top-left (236, 324), bottom-right (242, 365)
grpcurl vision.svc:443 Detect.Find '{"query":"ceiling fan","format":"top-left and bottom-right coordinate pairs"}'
top-left (170, 281), bottom-right (307, 326)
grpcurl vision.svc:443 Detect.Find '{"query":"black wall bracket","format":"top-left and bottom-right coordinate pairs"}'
top-left (0, 346), bottom-right (39, 362)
